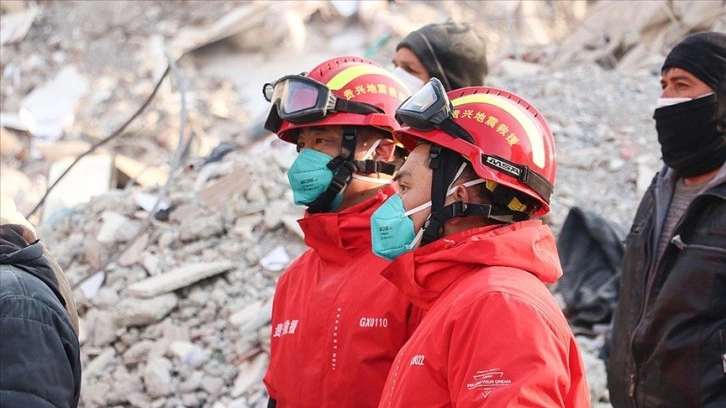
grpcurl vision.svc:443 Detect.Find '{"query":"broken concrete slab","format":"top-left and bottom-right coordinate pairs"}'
top-left (115, 293), bottom-right (178, 327)
top-left (0, 6), bottom-right (37, 45)
top-left (118, 232), bottom-right (150, 267)
top-left (114, 154), bottom-right (169, 187)
top-left (231, 352), bottom-right (269, 398)
top-left (201, 166), bottom-right (251, 210)
top-left (126, 260), bottom-right (236, 298)
top-left (42, 153), bottom-right (116, 223)
top-left (19, 65), bottom-right (90, 140)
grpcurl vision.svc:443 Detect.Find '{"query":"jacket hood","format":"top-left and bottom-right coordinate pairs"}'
top-left (298, 186), bottom-right (395, 266)
top-left (0, 224), bottom-right (80, 333)
top-left (0, 225), bottom-right (64, 308)
top-left (381, 220), bottom-right (562, 309)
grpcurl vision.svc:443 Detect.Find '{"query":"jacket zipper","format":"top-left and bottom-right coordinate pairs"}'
top-left (625, 191), bottom-right (715, 402)
top-left (626, 190), bottom-right (657, 401)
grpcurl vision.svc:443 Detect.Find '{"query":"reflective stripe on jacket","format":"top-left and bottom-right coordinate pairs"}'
top-left (264, 186), bottom-right (423, 407)
top-left (378, 221), bottom-right (591, 407)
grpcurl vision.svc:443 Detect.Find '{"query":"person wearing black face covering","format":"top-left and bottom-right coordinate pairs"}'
top-left (606, 31), bottom-right (726, 408)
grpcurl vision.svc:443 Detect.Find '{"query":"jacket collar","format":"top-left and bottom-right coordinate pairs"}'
top-left (298, 186), bottom-right (395, 266)
top-left (381, 220), bottom-right (563, 310)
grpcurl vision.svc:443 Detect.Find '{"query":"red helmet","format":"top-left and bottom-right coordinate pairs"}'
top-left (395, 86), bottom-right (556, 215)
top-left (272, 56), bottom-right (411, 143)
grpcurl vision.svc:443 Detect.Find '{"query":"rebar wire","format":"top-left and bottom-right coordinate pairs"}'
top-left (25, 65), bottom-right (171, 219)
top-left (147, 49), bottom-right (190, 218)
top-left (70, 50), bottom-right (191, 290)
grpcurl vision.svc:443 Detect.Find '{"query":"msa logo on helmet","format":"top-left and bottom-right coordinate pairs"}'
top-left (485, 156), bottom-right (520, 177)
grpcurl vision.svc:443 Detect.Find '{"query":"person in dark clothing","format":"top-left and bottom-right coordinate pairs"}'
top-left (393, 20), bottom-right (488, 92)
top-left (606, 31), bottom-right (726, 408)
top-left (0, 200), bottom-right (81, 408)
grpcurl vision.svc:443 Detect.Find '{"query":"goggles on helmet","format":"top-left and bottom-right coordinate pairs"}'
top-left (263, 75), bottom-right (382, 133)
top-left (397, 78), bottom-right (555, 212)
top-left (395, 77), bottom-right (475, 144)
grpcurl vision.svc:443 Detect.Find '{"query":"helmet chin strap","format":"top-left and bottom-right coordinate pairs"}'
top-left (351, 138), bottom-right (393, 185)
top-left (420, 147), bottom-right (529, 245)
top-left (352, 137), bottom-right (397, 176)
top-left (421, 145), bottom-right (464, 244)
top-left (306, 127), bottom-right (359, 213)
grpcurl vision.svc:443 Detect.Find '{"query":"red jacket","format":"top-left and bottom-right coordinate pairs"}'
top-left (264, 186), bottom-right (422, 407)
top-left (377, 221), bottom-right (591, 407)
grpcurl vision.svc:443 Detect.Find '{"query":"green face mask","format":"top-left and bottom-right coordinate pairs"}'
top-left (370, 176), bottom-right (485, 260)
top-left (287, 148), bottom-right (343, 209)
top-left (370, 194), bottom-right (431, 261)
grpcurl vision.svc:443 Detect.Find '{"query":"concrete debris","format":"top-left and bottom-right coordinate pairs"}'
top-left (551, 0), bottom-right (726, 71)
top-left (43, 154), bottom-right (115, 223)
top-left (126, 260), bottom-right (236, 298)
top-left (115, 293), bottom-right (178, 327)
top-left (78, 270), bottom-right (105, 299)
top-left (259, 245), bottom-right (291, 272)
top-left (201, 166), bottom-right (252, 210)
top-left (231, 352), bottom-right (269, 398)
top-left (143, 356), bottom-right (174, 398)
top-left (169, 340), bottom-right (209, 368)
top-left (18, 65), bottom-right (90, 140)
top-left (3, 1), bottom-right (722, 407)
top-left (0, 6), bottom-right (37, 45)
top-left (117, 232), bottom-right (150, 267)
top-left (95, 210), bottom-right (140, 244)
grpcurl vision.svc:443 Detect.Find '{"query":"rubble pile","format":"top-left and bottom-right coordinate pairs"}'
top-left (2, 1), bottom-right (724, 407)
top-left (37, 137), bottom-right (308, 407)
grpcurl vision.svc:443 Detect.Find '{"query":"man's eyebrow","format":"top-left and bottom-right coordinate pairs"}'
top-left (393, 170), bottom-right (411, 182)
top-left (667, 74), bottom-right (694, 83)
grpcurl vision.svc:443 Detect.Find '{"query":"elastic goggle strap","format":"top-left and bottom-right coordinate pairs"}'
top-left (481, 154), bottom-right (553, 205)
top-left (334, 98), bottom-right (383, 117)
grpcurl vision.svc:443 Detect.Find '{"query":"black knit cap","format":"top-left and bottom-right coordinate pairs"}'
top-left (397, 21), bottom-right (488, 91)
top-left (662, 31), bottom-right (726, 92)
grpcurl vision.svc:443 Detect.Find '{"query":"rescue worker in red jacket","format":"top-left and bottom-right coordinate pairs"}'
top-left (371, 78), bottom-right (591, 407)
top-left (261, 56), bottom-right (423, 407)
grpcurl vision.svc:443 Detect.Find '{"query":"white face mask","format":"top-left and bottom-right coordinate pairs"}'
top-left (655, 92), bottom-right (715, 108)
top-left (393, 66), bottom-right (426, 93)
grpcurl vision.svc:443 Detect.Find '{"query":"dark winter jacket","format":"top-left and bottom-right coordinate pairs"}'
top-left (607, 165), bottom-right (726, 408)
top-left (0, 225), bottom-right (82, 408)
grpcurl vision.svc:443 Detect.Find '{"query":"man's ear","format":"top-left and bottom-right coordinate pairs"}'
top-left (374, 138), bottom-right (396, 162)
